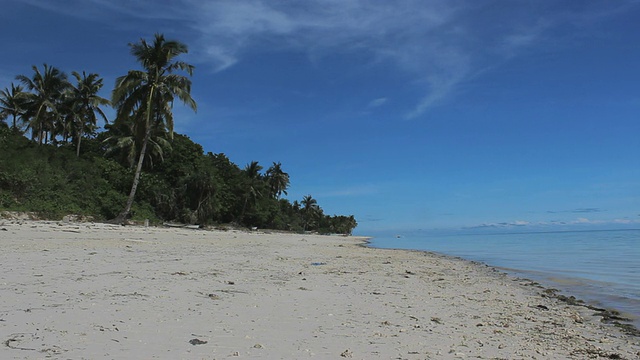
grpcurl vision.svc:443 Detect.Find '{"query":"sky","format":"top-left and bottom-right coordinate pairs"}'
top-left (1, 0), bottom-right (639, 234)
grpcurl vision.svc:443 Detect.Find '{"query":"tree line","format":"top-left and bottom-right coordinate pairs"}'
top-left (0, 34), bottom-right (357, 235)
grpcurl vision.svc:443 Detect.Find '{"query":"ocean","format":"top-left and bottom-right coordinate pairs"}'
top-left (367, 228), bottom-right (640, 328)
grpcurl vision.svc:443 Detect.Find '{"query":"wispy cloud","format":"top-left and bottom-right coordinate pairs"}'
top-left (467, 216), bottom-right (640, 230)
top-left (547, 208), bottom-right (604, 214)
top-left (367, 97), bottom-right (388, 108)
top-left (185, 1), bottom-right (639, 117)
top-left (19, 0), bottom-right (638, 117)
top-left (464, 220), bottom-right (530, 229)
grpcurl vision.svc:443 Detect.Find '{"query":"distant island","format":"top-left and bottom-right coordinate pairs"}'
top-left (0, 34), bottom-right (357, 235)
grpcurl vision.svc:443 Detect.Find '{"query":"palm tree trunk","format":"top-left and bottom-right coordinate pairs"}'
top-left (113, 85), bottom-right (156, 224)
top-left (113, 127), bottom-right (150, 223)
top-left (76, 130), bottom-right (82, 157)
top-left (240, 196), bottom-right (248, 223)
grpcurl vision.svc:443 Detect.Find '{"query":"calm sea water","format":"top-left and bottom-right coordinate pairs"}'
top-left (367, 229), bottom-right (640, 327)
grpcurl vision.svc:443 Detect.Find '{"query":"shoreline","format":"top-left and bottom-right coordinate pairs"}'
top-left (367, 230), bottom-right (640, 330)
top-left (1, 220), bottom-right (639, 358)
top-left (364, 239), bottom-right (640, 337)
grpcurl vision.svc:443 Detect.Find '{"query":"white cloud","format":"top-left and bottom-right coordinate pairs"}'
top-left (184, 0), bottom-right (576, 117)
top-left (367, 98), bottom-right (388, 108)
top-left (465, 220), bottom-right (531, 229)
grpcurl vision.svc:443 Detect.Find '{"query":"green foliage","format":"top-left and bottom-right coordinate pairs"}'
top-left (0, 125), bottom-right (357, 233)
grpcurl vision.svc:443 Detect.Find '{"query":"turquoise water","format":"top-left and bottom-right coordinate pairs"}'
top-left (368, 229), bottom-right (640, 327)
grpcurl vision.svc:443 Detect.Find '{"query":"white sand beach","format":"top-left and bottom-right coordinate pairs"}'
top-left (0, 221), bottom-right (638, 359)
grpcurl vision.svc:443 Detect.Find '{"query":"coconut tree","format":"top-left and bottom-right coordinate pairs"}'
top-left (266, 161), bottom-right (290, 199)
top-left (301, 194), bottom-right (320, 231)
top-left (66, 71), bottom-right (110, 156)
top-left (239, 161), bottom-right (264, 222)
top-left (16, 64), bottom-right (70, 144)
top-left (103, 118), bottom-right (171, 169)
top-left (0, 83), bottom-right (27, 131)
top-left (111, 33), bottom-right (196, 222)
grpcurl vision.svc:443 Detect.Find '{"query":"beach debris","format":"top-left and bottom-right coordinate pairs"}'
top-left (594, 309), bottom-right (630, 323)
top-left (208, 293), bottom-right (220, 300)
top-left (340, 349), bottom-right (353, 358)
top-left (189, 338), bottom-right (207, 345)
top-left (1, 228), bottom-right (7, 231)
top-left (311, 262), bottom-right (326, 266)
top-left (556, 295), bottom-right (583, 305)
top-left (569, 313), bottom-right (583, 323)
top-left (62, 229), bottom-right (81, 233)
top-left (4, 333), bottom-right (38, 351)
top-left (171, 271), bottom-right (188, 276)
top-left (253, 343), bottom-right (263, 348)
top-left (431, 317), bottom-right (443, 324)
top-left (226, 281), bottom-right (235, 285)
top-left (571, 346), bottom-right (625, 359)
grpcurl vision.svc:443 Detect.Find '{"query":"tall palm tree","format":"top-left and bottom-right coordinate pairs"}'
top-left (266, 161), bottom-right (290, 199)
top-left (66, 71), bottom-right (110, 156)
top-left (301, 195), bottom-right (320, 231)
top-left (111, 34), bottom-right (196, 222)
top-left (16, 64), bottom-right (70, 144)
top-left (0, 83), bottom-right (27, 131)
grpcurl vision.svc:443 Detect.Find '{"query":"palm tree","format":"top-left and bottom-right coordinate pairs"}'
top-left (103, 118), bottom-right (171, 169)
top-left (16, 64), bottom-right (70, 144)
top-left (240, 161), bottom-right (264, 222)
top-left (0, 83), bottom-right (27, 131)
top-left (111, 33), bottom-right (196, 222)
top-left (66, 71), bottom-right (110, 156)
top-left (301, 195), bottom-right (320, 231)
top-left (266, 161), bottom-right (290, 199)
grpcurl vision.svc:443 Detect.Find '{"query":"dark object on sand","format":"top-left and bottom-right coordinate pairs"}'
top-left (189, 338), bottom-right (207, 345)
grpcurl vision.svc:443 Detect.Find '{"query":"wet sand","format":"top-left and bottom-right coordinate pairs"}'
top-left (0, 221), bottom-right (638, 359)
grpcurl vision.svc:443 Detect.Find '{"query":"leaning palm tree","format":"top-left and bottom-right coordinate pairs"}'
top-left (103, 116), bottom-right (171, 169)
top-left (66, 71), bottom-right (110, 156)
top-left (111, 34), bottom-right (196, 222)
top-left (266, 161), bottom-right (290, 199)
top-left (0, 83), bottom-right (27, 131)
top-left (16, 64), bottom-right (70, 144)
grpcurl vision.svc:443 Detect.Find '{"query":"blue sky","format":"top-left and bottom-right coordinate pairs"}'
top-left (2, 0), bottom-right (639, 233)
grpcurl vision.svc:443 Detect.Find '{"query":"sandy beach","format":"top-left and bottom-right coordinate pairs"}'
top-left (0, 221), bottom-right (638, 359)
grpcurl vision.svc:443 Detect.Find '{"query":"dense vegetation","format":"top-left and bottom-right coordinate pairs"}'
top-left (0, 34), bottom-right (357, 235)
